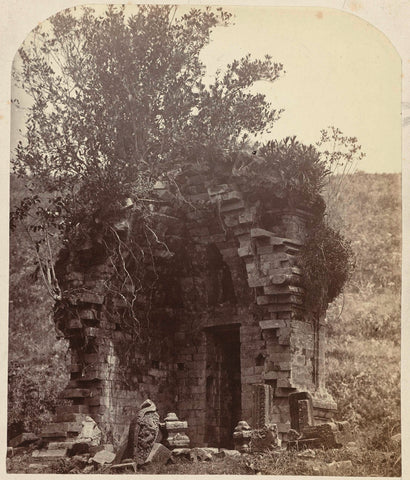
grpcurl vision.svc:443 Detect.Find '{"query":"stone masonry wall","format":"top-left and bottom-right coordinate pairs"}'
top-left (47, 167), bottom-right (336, 448)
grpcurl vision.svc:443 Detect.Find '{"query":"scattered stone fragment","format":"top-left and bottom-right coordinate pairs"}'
top-left (145, 442), bottom-right (171, 465)
top-left (297, 449), bottom-right (316, 458)
top-left (91, 449), bottom-right (116, 465)
top-left (32, 448), bottom-right (68, 459)
top-left (302, 422), bottom-right (348, 448)
top-left (219, 448), bottom-right (241, 458)
top-left (166, 432), bottom-right (190, 448)
top-left (250, 424), bottom-right (278, 452)
top-left (320, 460), bottom-right (353, 475)
top-left (83, 464), bottom-right (94, 473)
top-left (164, 412), bottom-right (178, 421)
top-left (289, 392), bottom-right (315, 432)
top-left (27, 463), bottom-right (48, 472)
top-left (49, 441), bottom-right (75, 451)
top-left (110, 462), bottom-right (137, 473)
top-left (189, 447), bottom-right (215, 462)
top-left (171, 448), bottom-right (191, 459)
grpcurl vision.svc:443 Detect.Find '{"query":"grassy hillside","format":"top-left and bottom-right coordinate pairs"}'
top-left (325, 172), bottom-right (401, 475)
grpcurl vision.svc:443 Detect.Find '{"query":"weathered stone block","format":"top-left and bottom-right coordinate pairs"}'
top-left (62, 388), bottom-right (92, 399)
top-left (9, 432), bottom-right (39, 448)
top-left (252, 384), bottom-right (273, 428)
top-left (256, 295), bottom-right (273, 305)
top-left (92, 449), bottom-right (116, 465)
top-left (259, 319), bottom-right (288, 330)
top-left (77, 292), bottom-right (105, 304)
top-left (220, 200), bottom-right (244, 212)
top-left (145, 443), bottom-right (172, 465)
top-left (251, 228), bottom-right (275, 239)
top-left (238, 245), bottom-right (253, 258)
top-left (32, 448), bottom-right (68, 459)
top-left (56, 405), bottom-right (90, 415)
top-left (68, 318), bottom-right (82, 329)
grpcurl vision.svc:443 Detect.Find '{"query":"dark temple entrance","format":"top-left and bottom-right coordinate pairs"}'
top-left (205, 324), bottom-right (241, 448)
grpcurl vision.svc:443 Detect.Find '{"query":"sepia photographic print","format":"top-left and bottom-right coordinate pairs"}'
top-left (4, 1), bottom-right (405, 477)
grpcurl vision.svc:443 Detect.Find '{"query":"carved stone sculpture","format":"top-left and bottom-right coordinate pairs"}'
top-left (127, 399), bottom-right (160, 465)
top-left (249, 423), bottom-right (278, 452)
top-left (163, 412), bottom-right (190, 449)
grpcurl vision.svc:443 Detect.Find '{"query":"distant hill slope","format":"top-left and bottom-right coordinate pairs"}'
top-left (325, 172), bottom-right (401, 470)
top-left (328, 172), bottom-right (401, 295)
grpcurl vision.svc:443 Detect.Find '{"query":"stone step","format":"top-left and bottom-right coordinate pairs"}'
top-left (55, 412), bottom-right (88, 423)
top-left (47, 441), bottom-right (75, 450)
top-left (41, 432), bottom-right (67, 441)
top-left (42, 422), bottom-right (82, 436)
top-left (32, 448), bottom-right (68, 460)
top-left (61, 388), bottom-right (92, 399)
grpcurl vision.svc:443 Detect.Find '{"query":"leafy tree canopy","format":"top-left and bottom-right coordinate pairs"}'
top-left (12, 5), bottom-right (284, 230)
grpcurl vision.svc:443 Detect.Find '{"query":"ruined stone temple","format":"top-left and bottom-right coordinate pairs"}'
top-left (46, 165), bottom-right (337, 448)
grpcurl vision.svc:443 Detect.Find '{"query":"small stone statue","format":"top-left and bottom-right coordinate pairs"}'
top-left (127, 399), bottom-right (160, 465)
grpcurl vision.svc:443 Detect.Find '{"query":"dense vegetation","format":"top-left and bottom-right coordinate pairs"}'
top-left (8, 171), bottom-right (401, 476)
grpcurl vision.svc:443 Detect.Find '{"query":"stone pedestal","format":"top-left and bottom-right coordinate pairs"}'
top-left (233, 421), bottom-right (252, 453)
top-left (163, 413), bottom-right (190, 449)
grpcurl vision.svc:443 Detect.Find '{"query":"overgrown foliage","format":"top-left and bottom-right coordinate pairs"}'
top-left (11, 5), bottom-right (360, 321)
top-left (299, 219), bottom-right (354, 313)
top-left (233, 136), bottom-right (330, 209)
top-left (11, 5), bottom-right (290, 327)
top-left (8, 176), bottom-right (69, 439)
top-left (11, 5), bottom-right (283, 244)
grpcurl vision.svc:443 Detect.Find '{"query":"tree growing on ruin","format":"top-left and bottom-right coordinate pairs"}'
top-left (10, 6), bottom-right (365, 436)
top-left (11, 5), bottom-right (361, 311)
top-left (11, 5), bottom-right (287, 298)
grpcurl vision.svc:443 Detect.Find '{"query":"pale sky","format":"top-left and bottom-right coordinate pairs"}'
top-left (198, 6), bottom-right (401, 173)
top-left (11, 5), bottom-right (402, 173)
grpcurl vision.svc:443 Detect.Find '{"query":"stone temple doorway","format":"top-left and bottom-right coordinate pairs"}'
top-left (204, 324), bottom-right (241, 448)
